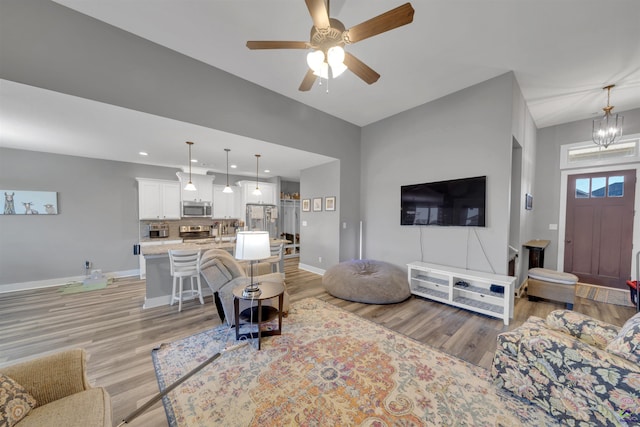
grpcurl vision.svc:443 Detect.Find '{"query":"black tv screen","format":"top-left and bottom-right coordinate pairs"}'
top-left (401, 176), bottom-right (486, 226)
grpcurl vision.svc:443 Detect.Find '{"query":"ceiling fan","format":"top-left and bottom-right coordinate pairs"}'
top-left (246, 0), bottom-right (415, 91)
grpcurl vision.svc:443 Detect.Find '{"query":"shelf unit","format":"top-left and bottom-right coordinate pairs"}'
top-left (279, 199), bottom-right (300, 258)
top-left (408, 261), bottom-right (515, 325)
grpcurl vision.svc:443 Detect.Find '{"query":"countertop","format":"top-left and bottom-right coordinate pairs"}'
top-left (141, 238), bottom-right (289, 256)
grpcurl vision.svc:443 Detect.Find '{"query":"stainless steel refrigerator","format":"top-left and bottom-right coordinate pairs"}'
top-left (245, 203), bottom-right (278, 238)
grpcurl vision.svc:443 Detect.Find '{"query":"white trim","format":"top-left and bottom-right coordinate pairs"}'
top-left (0, 269), bottom-right (139, 294)
top-left (298, 263), bottom-right (325, 276)
top-left (557, 161), bottom-right (640, 281)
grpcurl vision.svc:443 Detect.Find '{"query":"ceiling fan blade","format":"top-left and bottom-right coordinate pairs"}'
top-left (299, 69), bottom-right (317, 91)
top-left (246, 41), bottom-right (309, 50)
top-left (305, 0), bottom-right (330, 29)
top-left (344, 3), bottom-right (415, 44)
top-left (344, 52), bottom-right (380, 85)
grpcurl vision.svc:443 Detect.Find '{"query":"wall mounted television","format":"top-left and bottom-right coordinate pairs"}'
top-left (401, 176), bottom-right (486, 227)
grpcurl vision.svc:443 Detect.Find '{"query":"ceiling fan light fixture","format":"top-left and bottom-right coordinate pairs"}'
top-left (327, 46), bottom-right (345, 66)
top-left (592, 84), bottom-right (624, 149)
top-left (313, 62), bottom-right (330, 79)
top-left (306, 50), bottom-right (325, 72)
top-left (330, 61), bottom-right (347, 78)
top-left (246, 2), bottom-right (414, 91)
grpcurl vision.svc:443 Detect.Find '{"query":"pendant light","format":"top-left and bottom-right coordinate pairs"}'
top-left (252, 154), bottom-right (262, 196)
top-left (592, 84), bottom-right (624, 149)
top-left (223, 148), bottom-right (233, 193)
top-left (184, 141), bottom-right (197, 191)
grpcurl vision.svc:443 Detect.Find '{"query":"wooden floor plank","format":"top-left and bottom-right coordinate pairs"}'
top-left (0, 258), bottom-right (636, 426)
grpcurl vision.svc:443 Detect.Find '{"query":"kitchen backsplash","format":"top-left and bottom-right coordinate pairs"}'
top-left (139, 217), bottom-right (242, 241)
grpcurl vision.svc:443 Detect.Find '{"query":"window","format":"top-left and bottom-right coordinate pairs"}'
top-left (574, 176), bottom-right (624, 199)
top-left (561, 135), bottom-right (639, 170)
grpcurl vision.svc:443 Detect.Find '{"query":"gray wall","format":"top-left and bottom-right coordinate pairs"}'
top-left (0, 148), bottom-right (182, 284)
top-left (534, 107), bottom-right (640, 271)
top-left (0, 0), bottom-right (362, 283)
top-left (300, 161), bottom-right (341, 270)
top-left (360, 73), bottom-right (516, 275)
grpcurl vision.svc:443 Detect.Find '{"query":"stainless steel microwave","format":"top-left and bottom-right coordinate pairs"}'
top-left (182, 201), bottom-right (212, 217)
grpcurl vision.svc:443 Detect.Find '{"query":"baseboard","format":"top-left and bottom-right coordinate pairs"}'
top-left (298, 263), bottom-right (325, 276)
top-left (0, 269), bottom-right (139, 294)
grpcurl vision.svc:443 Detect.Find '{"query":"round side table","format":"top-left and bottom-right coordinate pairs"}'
top-left (232, 281), bottom-right (284, 350)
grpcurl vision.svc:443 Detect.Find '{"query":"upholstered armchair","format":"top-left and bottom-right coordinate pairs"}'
top-left (492, 310), bottom-right (640, 426)
top-left (0, 349), bottom-right (112, 427)
top-left (200, 249), bottom-right (289, 326)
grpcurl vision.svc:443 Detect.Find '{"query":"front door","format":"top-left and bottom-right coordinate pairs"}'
top-left (564, 169), bottom-right (636, 289)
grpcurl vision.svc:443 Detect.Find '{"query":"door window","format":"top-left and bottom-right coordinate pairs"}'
top-left (574, 176), bottom-right (624, 199)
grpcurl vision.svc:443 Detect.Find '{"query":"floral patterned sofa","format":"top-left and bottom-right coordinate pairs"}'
top-left (491, 309), bottom-right (640, 426)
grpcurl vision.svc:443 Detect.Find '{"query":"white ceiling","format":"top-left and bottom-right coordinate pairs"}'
top-left (2, 0), bottom-right (640, 179)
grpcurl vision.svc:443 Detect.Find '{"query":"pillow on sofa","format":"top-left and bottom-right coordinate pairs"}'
top-left (605, 312), bottom-right (640, 364)
top-left (0, 373), bottom-right (37, 427)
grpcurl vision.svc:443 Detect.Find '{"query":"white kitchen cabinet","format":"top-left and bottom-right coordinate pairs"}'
top-left (213, 184), bottom-right (241, 219)
top-left (139, 239), bottom-right (182, 278)
top-left (239, 180), bottom-right (277, 206)
top-left (178, 173), bottom-right (214, 203)
top-left (136, 178), bottom-right (181, 220)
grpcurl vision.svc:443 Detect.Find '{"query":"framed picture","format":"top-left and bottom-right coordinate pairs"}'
top-left (525, 193), bottom-right (533, 210)
top-left (325, 196), bottom-right (336, 211)
top-left (1, 190), bottom-right (58, 215)
top-left (302, 199), bottom-right (310, 212)
top-left (313, 197), bottom-right (322, 212)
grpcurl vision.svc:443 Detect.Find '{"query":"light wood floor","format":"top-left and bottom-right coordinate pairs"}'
top-left (0, 259), bottom-right (635, 426)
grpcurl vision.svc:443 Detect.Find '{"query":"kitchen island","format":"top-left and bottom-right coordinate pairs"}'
top-left (142, 239), bottom-right (288, 309)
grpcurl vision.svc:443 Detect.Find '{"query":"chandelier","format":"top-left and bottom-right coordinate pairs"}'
top-left (592, 84), bottom-right (624, 149)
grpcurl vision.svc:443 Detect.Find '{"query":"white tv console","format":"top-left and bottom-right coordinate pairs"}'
top-left (407, 261), bottom-right (515, 325)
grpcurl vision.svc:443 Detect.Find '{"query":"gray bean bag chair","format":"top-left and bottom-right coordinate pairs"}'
top-left (323, 259), bottom-right (411, 304)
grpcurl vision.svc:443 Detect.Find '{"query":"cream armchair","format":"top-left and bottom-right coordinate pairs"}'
top-left (0, 349), bottom-right (112, 427)
top-left (200, 249), bottom-right (289, 326)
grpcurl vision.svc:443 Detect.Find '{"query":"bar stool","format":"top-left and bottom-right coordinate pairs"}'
top-left (169, 249), bottom-right (204, 312)
top-left (264, 242), bottom-right (284, 273)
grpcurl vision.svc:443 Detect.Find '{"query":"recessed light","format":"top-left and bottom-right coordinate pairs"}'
top-left (230, 164), bottom-right (237, 169)
top-left (264, 169), bottom-right (270, 173)
top-left (139, 151), bottom-right (148, 156)
top-left (191, 159), bottom-right (198, 163)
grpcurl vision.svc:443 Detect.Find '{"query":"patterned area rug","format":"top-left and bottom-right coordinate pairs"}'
top-left (575, 283), bottom-right (635, 307)
top-left (152, 298), bottom-right (558, 426)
